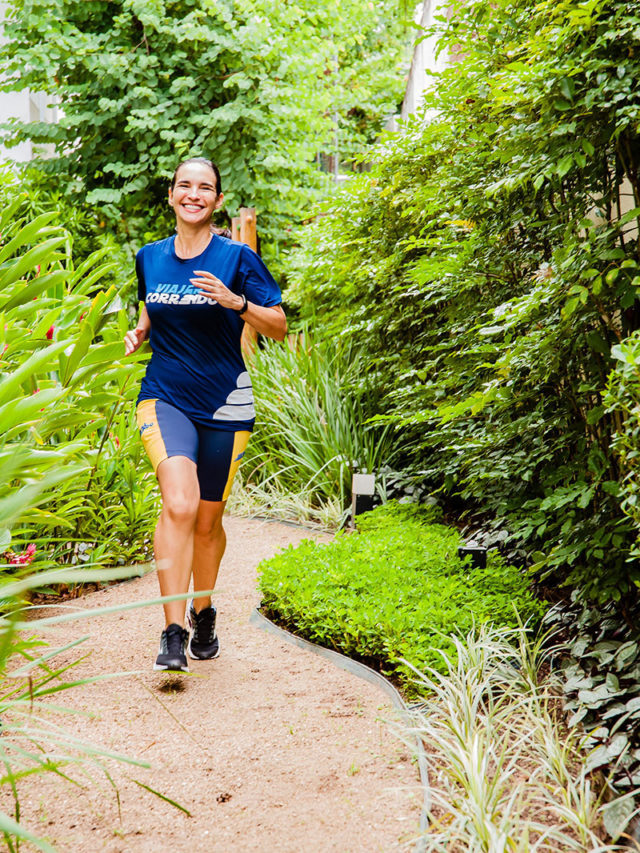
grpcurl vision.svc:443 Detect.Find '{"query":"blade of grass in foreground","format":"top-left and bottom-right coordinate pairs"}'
top-left (0, 810), bottom-right (57, 853)
top-left (131, 778), bottom-right (192, 817)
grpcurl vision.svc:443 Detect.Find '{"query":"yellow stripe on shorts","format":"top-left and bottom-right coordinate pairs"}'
top-left (136, 399), bottom-right (168, 472)
top-left (222, 430), bottom-right (251, 501)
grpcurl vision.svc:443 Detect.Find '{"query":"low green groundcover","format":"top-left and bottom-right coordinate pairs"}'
top-left (258, 502), bottom-right (547, 694)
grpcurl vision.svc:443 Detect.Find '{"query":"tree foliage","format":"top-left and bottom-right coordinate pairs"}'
top-left (287, 0), bottom-right (640, 602)
top-left (0, 0), bottom-right (408, 262)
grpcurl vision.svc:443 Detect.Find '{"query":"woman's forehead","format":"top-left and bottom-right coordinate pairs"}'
top-left (174, 162), bottom-right (217, 185)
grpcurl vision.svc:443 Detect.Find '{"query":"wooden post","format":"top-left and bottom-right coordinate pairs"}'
top-left (232, 207), bottom-right (258, 355)
top-left (239, 207), bottom-right (257, 251)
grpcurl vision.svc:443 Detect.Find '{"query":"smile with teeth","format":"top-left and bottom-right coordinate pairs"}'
top-left (183, 203), bottom-right (204, 210)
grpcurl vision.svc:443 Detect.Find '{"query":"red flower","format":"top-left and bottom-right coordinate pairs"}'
top-left (2, 543), bottom-right (36, 565)
top-left (46, 326), bottom-right (54, 340)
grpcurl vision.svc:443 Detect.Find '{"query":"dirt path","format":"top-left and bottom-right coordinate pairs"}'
top-left (8, 517), bottom-right (422, 852)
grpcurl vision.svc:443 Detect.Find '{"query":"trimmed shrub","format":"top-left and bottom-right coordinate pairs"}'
top-left (258, 502), bottom-right (546, 694)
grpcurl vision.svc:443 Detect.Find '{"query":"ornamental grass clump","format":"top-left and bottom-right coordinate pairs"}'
top-left (241, 331), bottom-right (396, 521)
top-left (407, 625), bottom-right (640, 851)
top-left (258, 502), bottom-right (546, 693)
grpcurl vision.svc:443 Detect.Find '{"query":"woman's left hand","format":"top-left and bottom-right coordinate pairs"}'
top-left (190, 269), bottom-right (244, 311)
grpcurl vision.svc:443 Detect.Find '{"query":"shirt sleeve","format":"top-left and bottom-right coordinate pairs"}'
top-left (237, 244), bottom-right (282, 307)
top-left (135, 247), bottom-right (146, 303)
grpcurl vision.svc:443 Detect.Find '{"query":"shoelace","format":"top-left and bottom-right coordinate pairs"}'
top-left (165, 625), bottom-right (186, 655)
top-left (194, 608), bottom-right (215, 643)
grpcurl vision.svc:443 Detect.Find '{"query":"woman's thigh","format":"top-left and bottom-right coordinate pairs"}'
top-left (136, 398), bottom-right (199, 471)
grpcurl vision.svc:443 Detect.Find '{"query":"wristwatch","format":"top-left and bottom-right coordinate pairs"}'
top-left (236, 292), bottom-right (248, 315)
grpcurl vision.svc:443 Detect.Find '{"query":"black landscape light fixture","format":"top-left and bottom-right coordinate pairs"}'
top-left (457, 541), bottom-right (487, 570)
top-left (351, 472), bottom-right (376, 519)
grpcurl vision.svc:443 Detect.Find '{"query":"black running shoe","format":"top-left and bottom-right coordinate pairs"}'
top-left (154, 623), bottom-right (189, 672)
top-left (187, 603), bottom-right (220, 660)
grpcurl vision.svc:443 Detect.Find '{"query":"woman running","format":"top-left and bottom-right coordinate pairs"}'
top-left (124, 157), bottom-right (286, 671)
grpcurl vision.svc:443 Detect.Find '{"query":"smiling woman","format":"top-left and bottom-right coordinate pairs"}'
top-left (124, 156), bottom-right (287, 672)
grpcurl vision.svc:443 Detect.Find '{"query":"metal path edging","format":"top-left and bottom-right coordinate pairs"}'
top-left (249, 607), bottom-right (430, 852)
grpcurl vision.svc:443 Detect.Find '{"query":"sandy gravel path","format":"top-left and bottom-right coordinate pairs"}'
top-left (8, 516), bottom-right (422, 852)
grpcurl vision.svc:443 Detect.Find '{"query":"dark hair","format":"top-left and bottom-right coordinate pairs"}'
top-left (170, 157), bottom-right (222, 195)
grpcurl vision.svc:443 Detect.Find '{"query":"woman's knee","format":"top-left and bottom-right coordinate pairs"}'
top-left (194, 507), bottom-right (225, 540)
top-left (162, 492), bottom-right (200, 526)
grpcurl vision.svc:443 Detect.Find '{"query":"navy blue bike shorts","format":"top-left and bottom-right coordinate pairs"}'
top-left (136, 398), bottom-right (250, 502)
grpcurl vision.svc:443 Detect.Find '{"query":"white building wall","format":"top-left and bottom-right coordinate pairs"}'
top-left (401, 0), bottom-right (450, 121)
top-left (0, 89), bottom-right (34, 162)
top-left (0, 0), bottom-right (57, 163)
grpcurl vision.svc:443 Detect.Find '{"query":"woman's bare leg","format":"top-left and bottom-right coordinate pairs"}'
top-left (155, 456), bottom-right (200, 627)
top-left (191, 499), bottom-right (227, 613)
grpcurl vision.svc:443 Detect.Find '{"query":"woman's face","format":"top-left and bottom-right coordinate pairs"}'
top-left (168, 162), bottom-right (224, 227)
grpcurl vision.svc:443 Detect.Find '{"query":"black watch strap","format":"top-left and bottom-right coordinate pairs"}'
top-left (236, 292), bottom-right (248, 315)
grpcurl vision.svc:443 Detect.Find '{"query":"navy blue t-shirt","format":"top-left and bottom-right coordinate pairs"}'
top-left (136, 233), bottom-right (281, 430)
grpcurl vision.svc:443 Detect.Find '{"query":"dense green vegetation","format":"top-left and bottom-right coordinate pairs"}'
top-left (0, 171), bottom-right (163, 848)
top-left (287, 0), bottom-right (640, 604)
top-left (259, 502), bottom-right (546, 694)
top-left (0, 0), bottom-right (408, 265)
top-left (0, 169), bottom-right (155, 574)
top-left (4, 1), bottom-right (640, 842)
top-left (544, 596), bottom-right (640, 793)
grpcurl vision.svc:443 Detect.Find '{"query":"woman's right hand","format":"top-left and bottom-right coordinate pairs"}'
top-left (124, 326), bottom-right (148, 355)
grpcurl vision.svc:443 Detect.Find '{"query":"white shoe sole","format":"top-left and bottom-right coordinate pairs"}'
top-left (187, 635), bottom-right (220, 661)
top-left (153, 661), bottom-right (189, 672)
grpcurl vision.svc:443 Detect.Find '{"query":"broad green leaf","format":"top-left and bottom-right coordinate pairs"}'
top-left (0, 269), bottom-right (68, 312)
top-left (0, 340), bottom-right (68, 406)
top-left (0, 235), bottom-right (68, 289)
top-left (0, 211), bottom-right (59, 265)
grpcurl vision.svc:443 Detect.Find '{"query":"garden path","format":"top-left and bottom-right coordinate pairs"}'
top-left (12, 516), bottom-right (421, 852)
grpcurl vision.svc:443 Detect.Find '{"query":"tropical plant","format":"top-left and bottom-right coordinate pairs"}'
top-left (0, 172), bottom-right (154, 575)
top-left (286, 0), bottom-right (640, 603)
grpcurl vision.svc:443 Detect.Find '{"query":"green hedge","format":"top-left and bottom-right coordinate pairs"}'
top-left (258, 502), bottom-right (547, 694)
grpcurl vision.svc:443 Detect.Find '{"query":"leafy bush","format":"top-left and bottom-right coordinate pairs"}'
top-left (258, 502), bottom-right (546, 694)
top-left (545, 596), bottom-right (640, 795)
top-left (286, 0), bottom-right (640, 603)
